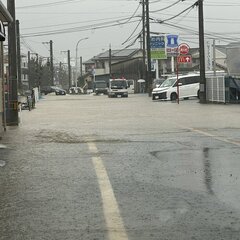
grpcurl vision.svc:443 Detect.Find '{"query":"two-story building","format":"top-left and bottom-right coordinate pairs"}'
top-left (84, 48), bottom-right (143, 81)
top-left (0, 2), bottom-right (12, 137)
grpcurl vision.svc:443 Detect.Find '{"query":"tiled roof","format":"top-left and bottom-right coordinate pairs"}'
top-left (94, 49), bottom-right (140, 59)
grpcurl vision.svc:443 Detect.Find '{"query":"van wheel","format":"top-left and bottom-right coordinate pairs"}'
top-left (197, 90), bottom-right (200, 99)
top-left (170, 92), bottom-right (177, 101)
top-left (152, 95), bottom-right (156, 100)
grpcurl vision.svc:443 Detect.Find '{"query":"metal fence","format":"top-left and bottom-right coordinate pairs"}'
top-left (206, 76), bottom-right (240, 104)
top-left (206, 76), bottom-right (226, 103)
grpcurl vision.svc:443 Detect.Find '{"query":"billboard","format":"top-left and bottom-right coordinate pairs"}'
top-left (150, 36), bottom-right (167, 59)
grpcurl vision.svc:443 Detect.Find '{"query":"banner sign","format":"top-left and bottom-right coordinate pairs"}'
top-left (150, 36), bottom-right (167, 59)
top-left (205, 40), bottom-right (213, 71)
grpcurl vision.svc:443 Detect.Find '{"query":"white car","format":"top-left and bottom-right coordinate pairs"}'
top-left (152, 74), bottom-right (200, 101)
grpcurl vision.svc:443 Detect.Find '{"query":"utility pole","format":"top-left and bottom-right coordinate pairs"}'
top-left (50, 40), bottom-right (54, 85)
top-left (35, 53), bottom-right (39, 87)
top-left (7, 0), bottom-right (18, 126)
top-left (43, 40), bottom-right (54, 85)
top-left (145, 0), bottom-right (152, 96)
top-left (109, 44), bottom-right (112, 78)
top-left (16, 20), bottom-right (21, 91)
top-left (27, 51), bottom-right (31, 89)
top-left (67, 50), bottom-right (71, 89)
top-left (141, 0), bottom-right (147, 82)
top-left (80, 56), bottom-right (83, 78)
top-left (198, 0), bottom-right (206, 103)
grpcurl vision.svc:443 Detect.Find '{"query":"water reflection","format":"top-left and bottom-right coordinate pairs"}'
top-left (203, 147), bottom-right (214, 195)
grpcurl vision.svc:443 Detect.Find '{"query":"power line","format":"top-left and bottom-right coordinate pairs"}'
top-left (150, 0), bottom-right (183, 13)
top-left (16, 0), bottom-right (80, 9)
top-left (122, 20), bottom-right (142, 45)
top-left (118, 3), bottom-right (141, 24)
top-left (21, 18), bottom-right (141, 38)
top-left (154, 1), bottom-right (198, 23)
top-left (21, 15), bottom-right (133, 30)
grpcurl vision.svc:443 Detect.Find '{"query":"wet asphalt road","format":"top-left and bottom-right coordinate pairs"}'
top-left (0, 93), bottom-right (240, 240)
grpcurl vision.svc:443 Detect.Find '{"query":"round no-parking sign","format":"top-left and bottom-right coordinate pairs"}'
top-left (178, 43), bottom-right (190, 55)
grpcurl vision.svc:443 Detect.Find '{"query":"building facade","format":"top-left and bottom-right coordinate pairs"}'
top-left (0, 2), bottom-right (12, 136)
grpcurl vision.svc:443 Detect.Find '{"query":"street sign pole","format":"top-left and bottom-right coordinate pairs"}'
top-left (176, 43), bottom-right (192, 104)
top-left (176, 58), bottom-right (179, 104)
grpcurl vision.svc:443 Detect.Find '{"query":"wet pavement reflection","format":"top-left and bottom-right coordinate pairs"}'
top-left (203, 147), bottom-right (214, 195)
top-left (0, 95), bottom-right (240, 239)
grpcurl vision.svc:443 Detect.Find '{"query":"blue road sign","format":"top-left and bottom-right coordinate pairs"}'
top-left (166, 35), bottom-right (179, 48)
top-left (150, 36), bottom-right (165, 49)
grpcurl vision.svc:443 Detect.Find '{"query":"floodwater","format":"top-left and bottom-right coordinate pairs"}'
top-left (0, 94), bottom-right (240, 239)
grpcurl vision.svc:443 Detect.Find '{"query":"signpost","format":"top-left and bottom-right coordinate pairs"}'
top-left (178, 43), bottom-right (190, 55)
top-left (150, 36), bottom-right (167, 59)
top-left (150, 35), bottom-right (167, 79)
top-left (177, 55), bottom-right (192, 63)
top-left (166, 34), bottom-right (179, 73)
top-left (176, 43), bottom-right (192, 104)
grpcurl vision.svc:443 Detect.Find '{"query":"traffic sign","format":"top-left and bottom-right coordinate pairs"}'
top-left (150, 35), bottom-right (167, 59)
top-left (177, 55), bottom-right (192, 63)
top-left (178, 43), bottom-right (190, 55)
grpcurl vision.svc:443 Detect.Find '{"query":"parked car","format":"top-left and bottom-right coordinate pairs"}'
top-left (40, 86), bottom-right (55, 95)
top-left (52, 87), bottom-right (66, 95)
top-left (41, 86), bottom-right (66, 95)
top-left (152, 74), bottom-right (200, 101)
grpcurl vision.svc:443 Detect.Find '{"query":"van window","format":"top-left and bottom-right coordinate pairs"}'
top-left (185, 76), bottom-right (200, 85)
top-left (173, 76), bottom-right (200, 87)
top-left (173, 77), bottom-right (186, 87)
top-left (161, 78), bottom-right (176, 87)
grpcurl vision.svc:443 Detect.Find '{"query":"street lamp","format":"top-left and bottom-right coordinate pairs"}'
top-left (75, 37), bottom-right (88, 87)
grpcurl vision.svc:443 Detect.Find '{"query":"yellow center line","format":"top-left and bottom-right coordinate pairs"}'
top-left (88, 142), bottom-right (128, 240)
top-left (185, 127), bottom-right (240, 147)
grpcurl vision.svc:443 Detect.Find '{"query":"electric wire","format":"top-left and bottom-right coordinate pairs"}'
top-left (118, 3), bottom-right (141, 24)
top-left (150, 0), bottom-right (183, 13)
top-left (21, 18), bottom-right (141, 38)
top-left (122, 19), bottom-right (142, 45)
top-left (16, 0), bottom-right (81, 9)
top-left (155, 1), bottom-right (198, 23)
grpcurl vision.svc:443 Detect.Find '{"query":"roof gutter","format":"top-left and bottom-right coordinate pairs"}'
top-left (0, 1), bottom-right (13, 23)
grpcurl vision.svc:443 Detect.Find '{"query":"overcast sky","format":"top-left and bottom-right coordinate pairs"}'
top-left (2, 0), bottom-right (240, 64)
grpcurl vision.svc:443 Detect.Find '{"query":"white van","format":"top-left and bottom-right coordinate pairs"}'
top-left (152, 74), bottom-right (200, 101)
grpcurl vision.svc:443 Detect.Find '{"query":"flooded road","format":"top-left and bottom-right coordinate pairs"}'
top-left (0, 94), bottom-right (240, 239)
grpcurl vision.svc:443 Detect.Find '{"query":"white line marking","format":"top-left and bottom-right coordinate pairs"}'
top-left (88, 142), bottom-right (128, 240)
top-left (187, 127), bottom-right (240, 147)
